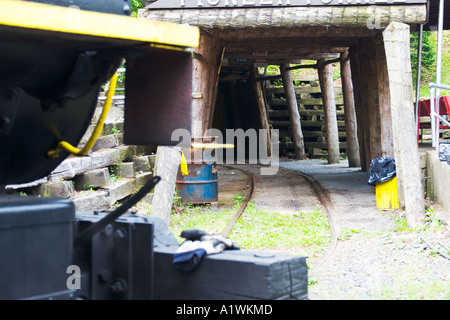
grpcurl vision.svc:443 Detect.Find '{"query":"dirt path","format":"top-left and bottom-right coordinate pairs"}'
top-left (218, 160), bottom-right (450, 300)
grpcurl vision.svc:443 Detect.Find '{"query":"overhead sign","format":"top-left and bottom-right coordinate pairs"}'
top-left (147, 0), bottom-right (427, 9)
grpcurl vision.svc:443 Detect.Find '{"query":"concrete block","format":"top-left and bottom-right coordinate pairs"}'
top-left (33, 180), bottom-right (74, 198)
top-left (426, 150), bottom-right (450, 212)
top-left (111, 162), bottom-right (136, 179)
top-left (49, 149), bottom-right (120, 183)
top-left (419, 152), bottom-right (427, 169)
top-left (5, 177), bottom-right (48, 191)
top-left (115, 133), bottom-right (124, 146)
top-left (49, 157), bottom-right (85, 181)
top-left (91, 134), bottom-right (119, 151)
top-left (117, 145), bottom-right (137, 162)
top-left (101, 123), bottom-right (124, 136)
top-left (104, 179), bottom-right (135, 204)
top-left (90, 149), bottom-right (121, 170)
top-left (72, 190), bottom-right (110, 212)
top-left (132, 156), bottom-right (151, 172)
top-left (148, 154), bottom-right (156, 169)
top-left (134, 172), bottom-right (153, 190)
top-left (73, 168), bottom-right (111, 190)
top-left (92, 104), bottom-right (124, 124)
top-left (136, 145), bottom-right (147, 156)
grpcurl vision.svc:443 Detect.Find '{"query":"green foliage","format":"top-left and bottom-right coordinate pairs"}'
top-left (410, 31), bottom-right (436, 92)
top-left (229, 201), bottom-right (330, 252)
top-left (169, 191), bottom-right (331, 258)
top-left (130, 0), bottom-right (144, 17)
top-left (410, 30), bottom-right (450, 97)
top-left (411, 31), bottom-right (436, 73)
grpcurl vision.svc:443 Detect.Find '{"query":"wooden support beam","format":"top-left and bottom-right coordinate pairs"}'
top-left (348, 35), bottom-right (395, 172)
top-left (151, 146), bottom-right (182, 226)
top-left (349, 46), bottom-right (368, 172)
top-left (317, 58), bottom-right (340, 164)
top-left (340, 51), bottom-right (361, 168)
top-left (250, 67), bottom-right (272, 157)
top-left (255, 64), bottom-right (318, 81)
top-left (383, 22), bottom-right (425, 227)
top-left (286, 64), bottom-right (317, 71)
top-left (280, 63), bottom-right (306, 160)
top-left (191, 32), bottom-right (224, 137)
top-left (142, 6), bottom-right (427, 31)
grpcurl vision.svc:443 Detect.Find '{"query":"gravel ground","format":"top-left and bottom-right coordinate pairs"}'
top-left (278, 159), bottom-right (450, 300)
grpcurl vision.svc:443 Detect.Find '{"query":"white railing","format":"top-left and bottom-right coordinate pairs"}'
top-left (97, 67), bottom-right (126, 104)
top-left (429, 82), bottom-right (450, 150)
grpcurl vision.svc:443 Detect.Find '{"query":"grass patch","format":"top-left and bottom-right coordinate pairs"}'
top-left (169, 193), bottom-right (332, 258)
top-left (170, 205), bottom-right (234, 243)
top-left (227, 202), bottom-right (330, 251)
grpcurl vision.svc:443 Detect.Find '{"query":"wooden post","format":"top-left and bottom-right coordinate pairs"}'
top-left (250, 66), bottom-right (272, 157)
top-left (348, 47), bottom-right (368, 172)
top-left (340, 51), bottom-right (361, 167)
top-left (192, 32), bottom-right (224, 138)
top-left (317, 58), bottom-right (340, 164)
top-left (151, 146), bottom-right (182, 226)
top-left (383, 22), bottom-right (425, 227)
top-left (349, 36), bottom-right (394, 172)
top-left (280, 63), bottom-right (306, 159)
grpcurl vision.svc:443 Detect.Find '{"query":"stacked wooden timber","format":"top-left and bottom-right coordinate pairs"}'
top-left (264, 74), bottom-right (347, 157)
top-left (5, 100), bottom-right (157, 213)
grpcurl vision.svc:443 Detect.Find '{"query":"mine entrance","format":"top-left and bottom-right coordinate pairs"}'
top-left (143, 2), bottom-right (431, 224)
top-left (210, 31), bottom-right (352, 163)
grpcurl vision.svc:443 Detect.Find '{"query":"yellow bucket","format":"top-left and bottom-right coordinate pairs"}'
top-left (375, 176), bottom-right (399, 209)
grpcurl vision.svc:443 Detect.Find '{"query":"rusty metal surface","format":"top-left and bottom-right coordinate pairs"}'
top-left (124, 46), bottom-right (193, 146)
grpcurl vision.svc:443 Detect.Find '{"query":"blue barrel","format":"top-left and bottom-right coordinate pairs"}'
top-left (176, 138), bottom-right (218, 203)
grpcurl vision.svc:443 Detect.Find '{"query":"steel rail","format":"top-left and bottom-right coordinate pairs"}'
top-left (219, 164), bottom-right (338, 277)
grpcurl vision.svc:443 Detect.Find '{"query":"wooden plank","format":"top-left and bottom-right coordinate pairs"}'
top-left (269, 110), bottom-right (345, 118)
top-left (301, 131), bottom-right (347, 138)
top-left (284, 141), bottom-right (348, 150)
top-left (267, 86), bottom-right (343, 96)
top-left (269, 120), bottom-right (346, 128)
top-left (268, 98), bottom-right (345, 106)
top-left (153, 246), bottom-right (308, 300)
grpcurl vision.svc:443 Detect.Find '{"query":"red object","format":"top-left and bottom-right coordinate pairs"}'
top-left (417, 95), bottom-right (450, 144)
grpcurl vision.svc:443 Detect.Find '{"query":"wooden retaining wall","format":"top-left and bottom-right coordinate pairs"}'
top-left (264, 74), bottom-right (347, 157)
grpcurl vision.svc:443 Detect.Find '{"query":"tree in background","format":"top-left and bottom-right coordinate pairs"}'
top-left (410, 31), bottom-right (437, 96)
top-left (130, 0), bottom-right (144, 17)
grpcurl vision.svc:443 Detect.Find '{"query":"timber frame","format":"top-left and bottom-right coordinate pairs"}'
top-left (141, 2), bottom-right (428, 226)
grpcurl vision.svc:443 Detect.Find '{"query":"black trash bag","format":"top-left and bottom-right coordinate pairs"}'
top-left (438, 143), bottom-right (450, 163)
top-left (368, 157), bottom-right (396, 185)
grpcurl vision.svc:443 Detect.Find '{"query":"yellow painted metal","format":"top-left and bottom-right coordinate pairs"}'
top-left (375, 176), bottom-right (399, 210)
top-left (0, 0), bottom-right (199, 49)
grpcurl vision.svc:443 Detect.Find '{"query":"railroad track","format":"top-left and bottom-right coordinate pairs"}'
top-left (219, 163), bottom-right (338, 277)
